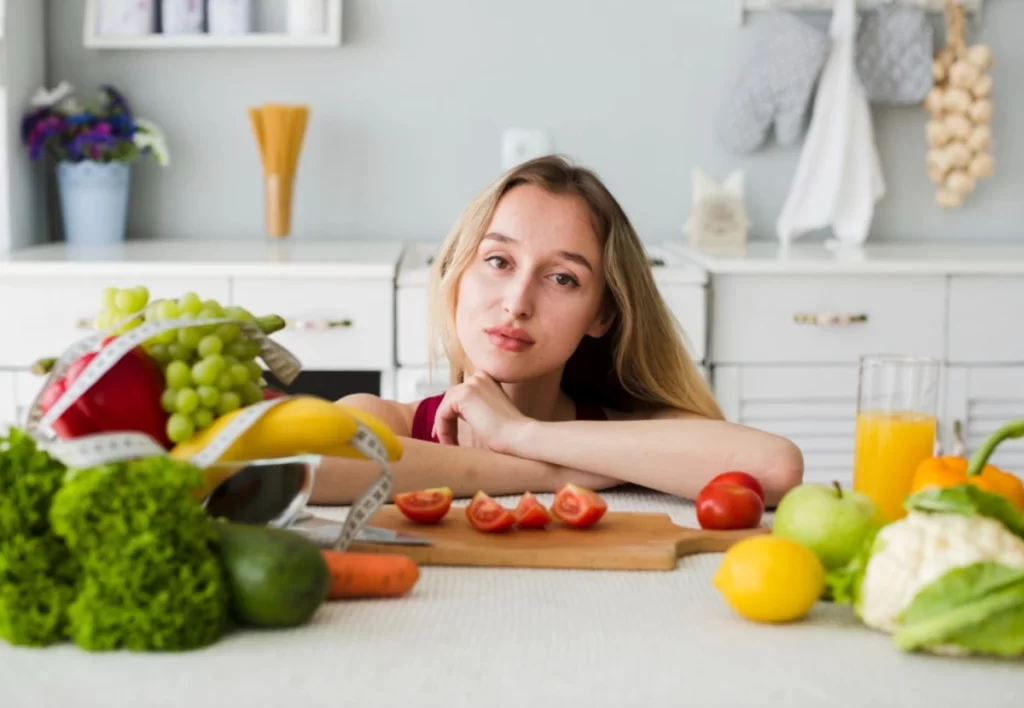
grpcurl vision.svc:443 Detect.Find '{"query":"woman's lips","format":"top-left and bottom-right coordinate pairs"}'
top-left (485, 326), bottom-right (534, 352)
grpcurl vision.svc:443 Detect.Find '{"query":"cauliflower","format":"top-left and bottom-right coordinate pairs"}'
top-left (830, 484), bottom-right (1024, 658)
top-left (857, 512), bottom-right (1024, 632)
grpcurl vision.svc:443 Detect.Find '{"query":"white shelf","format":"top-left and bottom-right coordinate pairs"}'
top-left (82, 0), bottom-right (342, 50)
top-left (737, 0), bottom-right (984, 24)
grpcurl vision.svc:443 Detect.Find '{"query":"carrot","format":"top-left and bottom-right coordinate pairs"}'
top-left (320, 550), bottom-right (421, 600)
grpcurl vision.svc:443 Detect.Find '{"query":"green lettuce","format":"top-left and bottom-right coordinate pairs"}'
top-left (904, 484), bottom-right (1024, 540)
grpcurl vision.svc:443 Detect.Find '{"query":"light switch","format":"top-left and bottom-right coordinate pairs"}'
top-left (501, 129), bottom-right (553, 170)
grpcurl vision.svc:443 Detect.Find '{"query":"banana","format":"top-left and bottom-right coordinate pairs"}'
top-left (169, 395), bottom-right (403, 465)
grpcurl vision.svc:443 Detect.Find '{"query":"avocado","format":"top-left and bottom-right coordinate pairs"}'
top-left (213, 522), bottom-right (330, 628)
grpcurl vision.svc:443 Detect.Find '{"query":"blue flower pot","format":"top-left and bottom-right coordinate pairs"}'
top-left (56, 160), bottom-right (132, 246)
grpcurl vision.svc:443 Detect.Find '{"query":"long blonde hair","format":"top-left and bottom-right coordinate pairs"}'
top-left (427, 155), bottom-right (723, 420)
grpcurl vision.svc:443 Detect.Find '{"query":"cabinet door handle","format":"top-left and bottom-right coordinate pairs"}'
top-left (792, 313), bottom-right (869, 326)
top-left (952, 418), bottom-right (966, 457)
top-left (75, 317), bottom-right (94, 330)
top-left (284, 318), bottom-right (353, 331)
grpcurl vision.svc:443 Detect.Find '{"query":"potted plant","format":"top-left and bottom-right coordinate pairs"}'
top-left (21, 82), bottom-right (169, 246)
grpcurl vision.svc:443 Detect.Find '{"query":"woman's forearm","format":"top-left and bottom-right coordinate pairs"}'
top-left (508, 417), bottom-right (804, 505)
top-left (309, 437), bottom-right (612, 505)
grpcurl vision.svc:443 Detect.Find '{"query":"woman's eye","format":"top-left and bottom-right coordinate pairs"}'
top-left (485, 255), bottom-right (509, 269)
top-left (552, 273), bottom-right (579, 288)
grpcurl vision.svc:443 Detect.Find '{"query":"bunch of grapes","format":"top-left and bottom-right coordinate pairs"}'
top-left (96, 286), bottom-right (270, 444)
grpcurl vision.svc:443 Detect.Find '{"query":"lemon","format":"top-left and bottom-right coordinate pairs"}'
top-left (712, 535), bottom-right (826, 623)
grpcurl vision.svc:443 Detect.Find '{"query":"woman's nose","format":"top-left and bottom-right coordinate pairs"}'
top-left (501, 275), bottom-right (534, 320)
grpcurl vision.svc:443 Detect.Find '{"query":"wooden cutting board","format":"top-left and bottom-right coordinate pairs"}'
top-left (346, 505), bottom-right (766, 571)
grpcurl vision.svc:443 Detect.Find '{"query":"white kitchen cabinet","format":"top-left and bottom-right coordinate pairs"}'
top-left (947, 276), bottom-right (1024, 364)
top-left (713, 365), bottom-right (860, 486)
top-left (0, 275), bottom-right (230, 368)
top-left (944, 366), bottom-right (1024, 476)
top-left (231, 276), bottom-right (393, 371)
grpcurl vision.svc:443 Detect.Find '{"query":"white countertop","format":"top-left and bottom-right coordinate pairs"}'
top-left (1, 488), bottom-right (1015, 708)
top-left (0, 240), bottom-right (407, 279)
top-left (668, 241), bottom-right (1024, 275)
top-left (398, 241), bottom-right (708, 287)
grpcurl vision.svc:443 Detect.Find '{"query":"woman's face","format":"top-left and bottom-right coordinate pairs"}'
top-left (455, 184), bottom-right (612, 384)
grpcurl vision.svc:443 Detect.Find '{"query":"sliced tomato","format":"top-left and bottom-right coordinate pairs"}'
top-left (513, 491), bottom-right (551, 529)
top-left (465, 491), bottom-right (516, 533)
top-left (394, 487), bottom-right (453, 524)
top-left (551, 483), bottom-right (607, 528)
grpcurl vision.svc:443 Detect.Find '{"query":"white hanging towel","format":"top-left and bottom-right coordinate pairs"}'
top-left (776, 0), bottom-right (886, 248)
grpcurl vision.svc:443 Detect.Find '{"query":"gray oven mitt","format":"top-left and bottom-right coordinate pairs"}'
top-left (716, 12), bottom-right (829, 154)
top-left (855, 3), bottom-right (934, 104)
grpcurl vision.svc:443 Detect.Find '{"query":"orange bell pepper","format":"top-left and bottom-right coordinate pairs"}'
top-left (909, 420), bottom-right (1024, 511)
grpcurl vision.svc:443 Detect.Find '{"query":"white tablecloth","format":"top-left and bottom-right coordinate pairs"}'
top-left (1, 489), bottom-right (1021, 708)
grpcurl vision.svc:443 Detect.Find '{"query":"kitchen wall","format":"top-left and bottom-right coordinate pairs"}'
top-left (44, 0), bottom-right (1023, 245)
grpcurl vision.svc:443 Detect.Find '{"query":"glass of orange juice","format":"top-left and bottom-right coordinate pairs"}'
top-left (853, 354), bottom-right (941, 522)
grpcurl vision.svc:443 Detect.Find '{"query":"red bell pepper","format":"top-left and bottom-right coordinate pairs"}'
top-left (38, 336), bottom-right (172, 448)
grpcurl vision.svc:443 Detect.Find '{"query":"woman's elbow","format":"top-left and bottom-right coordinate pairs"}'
top-left (761, 437), bottom-right (804, 506)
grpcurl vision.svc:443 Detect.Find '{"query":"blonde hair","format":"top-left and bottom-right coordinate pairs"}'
top-left (427, 155), bottom-right (723, 420)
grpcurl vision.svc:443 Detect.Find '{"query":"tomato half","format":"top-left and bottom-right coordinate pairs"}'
top-left (513, 491), bottom-right (551, 529)
top-left (551, 483), bottom-right (607, 528)
top-left (705, 471), bottom-right (765, 503)
top-left (394, 487), bottom-right (453, 524)
top-left (465, 491), bottom-right (516, 532)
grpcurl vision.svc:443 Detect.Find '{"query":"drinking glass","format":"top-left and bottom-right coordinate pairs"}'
top-left (852, 354), bottom-right (941, 522)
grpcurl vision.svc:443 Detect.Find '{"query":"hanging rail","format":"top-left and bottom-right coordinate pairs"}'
top-left (737, 0), bottom-right (984, 25)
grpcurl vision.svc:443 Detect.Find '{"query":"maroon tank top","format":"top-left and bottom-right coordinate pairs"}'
top-left (410, 393), bottom-right (607, 443)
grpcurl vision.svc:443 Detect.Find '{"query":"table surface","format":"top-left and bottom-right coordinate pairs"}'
top-left (2, 489), bottom-right (1021, 708)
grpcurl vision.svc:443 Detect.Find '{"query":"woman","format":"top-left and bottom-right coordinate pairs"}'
top-left (313, 156), bottom-right (803, 506)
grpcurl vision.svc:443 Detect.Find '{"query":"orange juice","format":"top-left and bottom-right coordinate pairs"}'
top-left (853, 411), bottom-right (937, 521)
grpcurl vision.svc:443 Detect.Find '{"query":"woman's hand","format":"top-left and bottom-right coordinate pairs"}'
top-left (432, 372), bottom-right (532, 453)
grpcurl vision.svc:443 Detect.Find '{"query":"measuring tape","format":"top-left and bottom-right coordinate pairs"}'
top-left (20, 314), bottom-right (393, 552)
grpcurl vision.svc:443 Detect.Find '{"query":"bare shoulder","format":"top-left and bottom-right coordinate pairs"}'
top-left (336, 392), bottom-right (419, 438)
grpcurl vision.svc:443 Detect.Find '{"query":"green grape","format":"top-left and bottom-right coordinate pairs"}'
top-left (190, 361), bottom-right (217, 387)
top-left (216, 372), bottom-right (235, 391)
top-left (155, 329), bottom-right (178, 345)
top-left (226, 340), bottom-right (260, 360)
top-left (217, 392), bottom-right (241, 415)
top-left (115, 286), bottom-right (148, 314)
top-left (197, 385), bottom-right (220, 408)
top-left (144, 302), bottom-right (161, 321)
top-left (165, 360), bottom-right (192, 390)
top-left (215, 323), bottom-right (241, 343)
top-left (199, 306), bottom-right (225, 322)
top-left (240, 382), bottom-right (263, 406)
top-left (224, 306), bottom-right (252, 321)
top-left (202, 299), bottom-right (225, 315)
top-left (148, 344), bottom-right (170, 366)
top-left (102, 286), bottom-right (119, 309)
top-left (204, 354), bottom-right (227, 376)
top-left (197, 335), bottom-right (223, 358)
top-left (176, 388), bottom-right (200, 415)
top-left (160, 388), bottom-right (179, 413)
top-left (156, 300), bottom-right (181, 320)
top-left (166, 414), bottom-right (195, 444)
top-left (167, 343), bottom-right (193, 362)
top-left (193, 407), bottom-right (215, 430)
top-left (228, 363), bottom-right (249, 386)
top-left (244, 360), bottom-right (264, 382)
top-left (94, 309), bottom-right (116, 331)
top-left (178, 292), bottom-right (203, 316)
top-left (177, 326), bottom-right (203, 348)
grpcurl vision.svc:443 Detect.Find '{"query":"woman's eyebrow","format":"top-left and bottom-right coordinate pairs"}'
top-left (482, 232), bottom-right (593, 272)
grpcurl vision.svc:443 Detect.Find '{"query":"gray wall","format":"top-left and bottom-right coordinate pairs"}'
top-left (45, 0), bottom-right (1023, 245)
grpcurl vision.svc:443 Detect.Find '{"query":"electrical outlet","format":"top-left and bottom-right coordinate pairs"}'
top-left (501, 129), bottom-right (553, 170)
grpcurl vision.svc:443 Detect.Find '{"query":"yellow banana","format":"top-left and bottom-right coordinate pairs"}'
top-left (169, 395), bottom-right (403, 465)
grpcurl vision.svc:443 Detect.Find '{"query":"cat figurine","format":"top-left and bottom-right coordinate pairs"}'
top-left (683, 168), bottom-right (749, 249)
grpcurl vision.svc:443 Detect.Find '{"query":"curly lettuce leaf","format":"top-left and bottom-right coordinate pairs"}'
top-left (893, 561), bottom-right (1024, 657)
top-left (0, 427), bottom-right (75, 646)
top-left (905, 484), bottom-right (1024, 540)
top-left (826, 527), bottom-right (883, 611)
top-left (50, 456), bottom-right (230, 652)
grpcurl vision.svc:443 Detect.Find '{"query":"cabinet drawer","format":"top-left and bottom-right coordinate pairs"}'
top-left (948, 277), bottom-right (1024, 363)
top-left (0, 276), bottom-right (230, 368)
top-left (658, 283), bottom-right (707, 362)
top-left (231, 277), bottom-right (393, 371)
top-left (710, 275), bottom-right (946, 364)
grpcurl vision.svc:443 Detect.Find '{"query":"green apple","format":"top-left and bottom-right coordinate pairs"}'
top-left (771, 482), bottom-right (883, 571)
